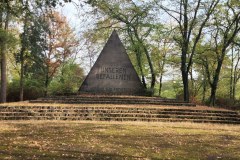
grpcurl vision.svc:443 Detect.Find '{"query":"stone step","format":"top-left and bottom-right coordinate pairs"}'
top-left (0, 106), bottom-right (237, 115)
top-left (1, 114), bottom-right (238, 122)
top-left (36, 98), bottom-right (180, 103)
top-left (30, 100), bottom-right (196, 106)
top-left (0, 109), bottom-right (237, 118)
top-left (30, 99), bottom-right (196, 106)
top-left (1, 104), bottom-right (239, 124)
top-left (35, 99), bottom-right (181, 104)
top-left (30, 95), bottom-right (196, 106)
top-left (0, 116), bottom-right (239, 124)
top-left (0, 110), bottom-right (238, 118)
top-left (0, 112), bottom-right (240, 120)
top-left (38, 95), bottom-right (177, 101)
top-left (32, 99), bottom-right (185, 104)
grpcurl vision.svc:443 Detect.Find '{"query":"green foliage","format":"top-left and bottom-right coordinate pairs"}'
top-left (0, 29), bottom-right (9, 44)
top-left (161, 90), bottom-right (176, 99)
top-left (7, 60), bottom-right (85, 101)
top-left (7, 78), bottom-right (45, 101)
top-left (48, 61), bottom-right (84, 95)
top-left (0, 28), bottom-right (17, 46)
top-left (157, 81), bottom-right (182, 99)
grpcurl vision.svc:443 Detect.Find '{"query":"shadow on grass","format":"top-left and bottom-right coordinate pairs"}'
top-left (0, 145), bottom-right (144, 160)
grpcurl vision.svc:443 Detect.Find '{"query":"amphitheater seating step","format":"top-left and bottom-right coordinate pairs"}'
top-left (30, 95), bottom-right (196, 106)
top-left (0, 105), bottom-right (239, 124)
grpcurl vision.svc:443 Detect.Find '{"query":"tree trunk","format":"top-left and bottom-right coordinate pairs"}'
top-left (190, 68), bottom-right (195, 97)
top-left (19, 48), bottom-right (24, 101)
top-left (0, 42), bottom-right (7, 103)
top-left (133, 28), bottom-right (155, 91)
top-left (181, 48), bottom-right (189, 102)
top-left (159, 73), bottom-right (163, 97)
top-left (136, 50), bottom-right (147, 89)
top-left (229, 47), bottom-right (234, 99)
top-left (202, 67), bottom-right (207, 103)
top-left (182, 70), bottom-right (189, 102)
top-left (232, 62), bottom-right (239, 102)
top-left (158, 58), bottom-right (165, 97)
top-left (144, 46), bottom-right (156, 91)
top-left (232, 80), bottom-right (236, 102)
top-left (209, 83), bottom-right (217, 106)
top-left (181, 0), bottom-right (190, 102)
top-left (202, 79), bottom-right (207, 103)
top-left (44, 67), bottom-right (49, 97)
top-left (232, 50), bottom-right (240, 102)
top-left (0, 7), bottom-right (9, 103)
top-left (127, 29), bottom-right (147, 89)
top-left (19, 1), bottom-right (29, 101)
top-left (19, 26), bottom-right (25, 101)
top-left (209, 59), bottom-right (222, 106)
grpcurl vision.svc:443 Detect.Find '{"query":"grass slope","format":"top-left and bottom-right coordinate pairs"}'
top-left (0, 121), bottom-right (239, 160)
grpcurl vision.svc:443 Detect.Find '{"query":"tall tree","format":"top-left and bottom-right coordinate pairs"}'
top-left (18, 0), bottom-right (56, 101)
top-left (18, 0), bottom-right (31, 101)
top-left (151, 30), bottom-right (175, 97)
top-left (42, 11), bottom-right (79, 96)
top-left (0, 0), bottom-right (10, 103)
top-left (229, 45), bottom-right (240, 101)
top-left (205, 1), bottom-right (240, 106)
top-left (157, 0), bottom-right (220, 102)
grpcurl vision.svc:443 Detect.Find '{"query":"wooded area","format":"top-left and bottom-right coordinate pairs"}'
top-left (0, 0), bottom-right (240, 108)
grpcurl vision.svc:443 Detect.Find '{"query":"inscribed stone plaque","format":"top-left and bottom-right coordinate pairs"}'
top-left (79, 30), bottom-right (145, 95)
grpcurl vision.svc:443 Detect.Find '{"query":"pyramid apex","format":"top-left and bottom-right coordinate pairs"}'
top-left (112, 29), bottom-right (117, 34)
top-left (110, 30), bottom-right (119, 38)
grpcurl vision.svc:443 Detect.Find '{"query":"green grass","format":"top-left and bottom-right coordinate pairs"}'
top-left (0, 121), bottom-right (239, 159)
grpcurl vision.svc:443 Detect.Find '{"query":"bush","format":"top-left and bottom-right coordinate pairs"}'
top-left (215, 98), bottom-right (240, 110)
top-left (7, 78), bottom-right (45, 102)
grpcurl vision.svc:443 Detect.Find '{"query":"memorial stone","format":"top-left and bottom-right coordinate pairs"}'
top-left (79, 30), bottom-right (145, 95)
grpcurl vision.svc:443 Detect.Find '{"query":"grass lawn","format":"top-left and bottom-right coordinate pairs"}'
top-left (0, 121), bottom-right (239, 160)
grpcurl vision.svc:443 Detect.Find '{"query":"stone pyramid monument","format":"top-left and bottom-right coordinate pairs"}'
top-left (79, 30), bottom-right (145, 95)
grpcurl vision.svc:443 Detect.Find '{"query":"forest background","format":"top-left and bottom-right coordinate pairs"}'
top-left (0, 0), bottom-right (240, 109)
